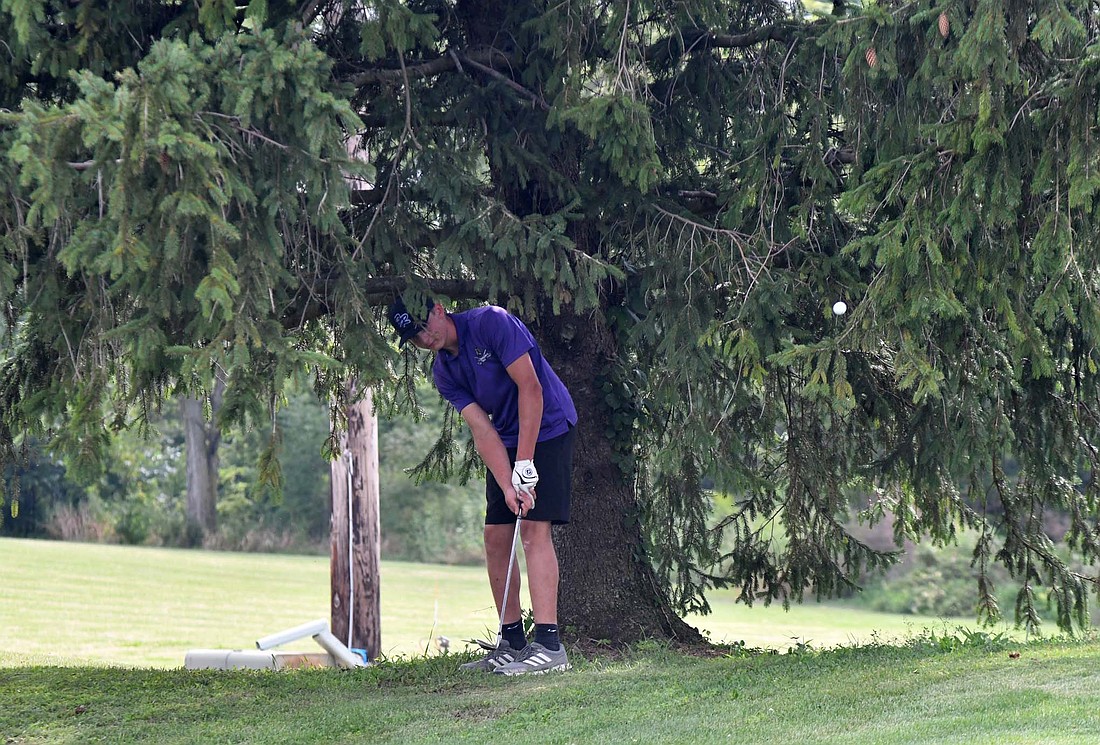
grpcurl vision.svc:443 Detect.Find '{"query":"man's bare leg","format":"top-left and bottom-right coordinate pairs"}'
top-left (485, 523), bottom-right (523, 624)
top-left (520, 520), bottom-right (558, 624)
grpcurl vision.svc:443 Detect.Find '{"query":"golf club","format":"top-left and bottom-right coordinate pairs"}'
top-left (494, 513), bottom-right (523, 649)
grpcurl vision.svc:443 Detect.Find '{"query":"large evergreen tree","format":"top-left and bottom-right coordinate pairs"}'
top-left (4, 0), bottom-right (1100, 640)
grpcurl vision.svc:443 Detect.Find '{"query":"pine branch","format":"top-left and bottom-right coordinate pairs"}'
top-left (457, 52), bottom-right (549, 111)
top-left (645, 24), bottom-right (797, 64)
top-left (349, 188), bottom-right (386, 207)
top-left (279, 272), bottom-right (489, 330)
top-left (349, 48), bottom-right (514, 86)
top-left (359, 277), bottom-right (488, 303)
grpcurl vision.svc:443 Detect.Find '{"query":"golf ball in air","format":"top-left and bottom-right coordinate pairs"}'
top-left (832, 301), bottom-right (847, 315)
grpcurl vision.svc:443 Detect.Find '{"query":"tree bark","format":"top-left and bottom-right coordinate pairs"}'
top-left (534, 306), bottom-right (705, 646)
top-left (330, 385), bottom-right (382, 658)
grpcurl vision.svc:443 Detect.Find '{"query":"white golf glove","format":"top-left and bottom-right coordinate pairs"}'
top-left (511, 459), bottom-right (539, 498)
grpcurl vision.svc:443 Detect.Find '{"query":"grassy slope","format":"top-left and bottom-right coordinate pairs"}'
top-left (0, 538), bottom-right (1014, 668)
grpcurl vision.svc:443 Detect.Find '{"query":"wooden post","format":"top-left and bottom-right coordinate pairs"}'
top-left (330, 385), bottom-right (381, 659)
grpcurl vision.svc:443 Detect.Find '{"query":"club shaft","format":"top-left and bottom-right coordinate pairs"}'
top-left (496, 517), bottom-right (522, 645)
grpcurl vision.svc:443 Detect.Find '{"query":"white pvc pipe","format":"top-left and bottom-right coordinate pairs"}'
top-left (185, 649), bottom-right (339, 670)
top-left (314, 630), bottom-right (367, 669)
top-left (255, 619), bottom-right (328, 650)
top-left (186, 650), bottom-right (277, 670)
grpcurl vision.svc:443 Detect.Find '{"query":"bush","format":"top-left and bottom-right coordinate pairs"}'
top-left (847, 529), bottom-right (1097, 628)
top-left (43, 499), bottom-right (116, 543)
top-left (855, 540), bottom-right (1007, 618)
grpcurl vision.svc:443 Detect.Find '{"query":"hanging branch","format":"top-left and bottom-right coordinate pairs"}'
top-left (349, 48), bottom-right (514, 86)
top-left (645, 23), bottom-right (797, 64)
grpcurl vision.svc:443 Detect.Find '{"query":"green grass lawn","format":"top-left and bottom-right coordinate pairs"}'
top-left (4, 635), bottom-right (1100, 743)
top-left (3, 537), bottom-right (1095, 744)
top-left (0, 537), bottom-right (1015, 667)
top-left (0, 537), bottom-right (507, 667)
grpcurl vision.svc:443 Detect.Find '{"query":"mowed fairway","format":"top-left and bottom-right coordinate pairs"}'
top-left (0, 538), bottom-right (509, 667)
top-left (1, 537), bottom-right (1010, 668)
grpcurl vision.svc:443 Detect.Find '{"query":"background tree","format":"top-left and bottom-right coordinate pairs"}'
top-left (4, 0), bottom-right (1100, 642)
top-left (179, 375), bottom-right (225, 543)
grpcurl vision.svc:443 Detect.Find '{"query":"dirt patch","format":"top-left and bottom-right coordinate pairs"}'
top-left (449, 705), bottom-right (512, 722)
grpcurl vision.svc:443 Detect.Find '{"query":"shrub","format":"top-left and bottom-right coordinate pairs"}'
top-left (855, 540), bottom-right (1005, 618)
top-left (44, 499), bottom-right (115, 543)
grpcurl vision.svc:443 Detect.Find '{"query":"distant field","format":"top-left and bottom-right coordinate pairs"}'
top-left (0, 537), bottom-right (1017, 668)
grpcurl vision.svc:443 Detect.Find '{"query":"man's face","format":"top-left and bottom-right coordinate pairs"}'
top-left (410, 305), bottom-right (446, 351)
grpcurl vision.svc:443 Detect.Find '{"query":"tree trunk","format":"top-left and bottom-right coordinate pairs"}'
top-left (180, 378), bottom-right (224, 543)
top-left (451, 0), bottom-right (702, 648)
top-left (330, 385), bottom-right (382, 658)
top-left (534, 306), bottom-right (705, 646)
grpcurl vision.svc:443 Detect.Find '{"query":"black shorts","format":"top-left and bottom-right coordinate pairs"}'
top-left (485, 425), bottom-right (575, 525)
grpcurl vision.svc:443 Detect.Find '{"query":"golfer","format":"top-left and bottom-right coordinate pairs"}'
top-left (388, 297), bottom-right (577, 675)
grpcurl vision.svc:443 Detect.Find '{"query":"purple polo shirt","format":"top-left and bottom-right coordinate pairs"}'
top-left (432, 306), bottom-right (577, 447)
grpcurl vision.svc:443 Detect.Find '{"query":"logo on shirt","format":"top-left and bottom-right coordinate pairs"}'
top-left (474, 347), bottom-right (492, 365)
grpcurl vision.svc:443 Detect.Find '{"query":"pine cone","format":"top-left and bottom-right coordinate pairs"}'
top-left (865, 47), bottom-right (878, 68)
top-left (938, 12), bottom-right (949, 38)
